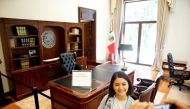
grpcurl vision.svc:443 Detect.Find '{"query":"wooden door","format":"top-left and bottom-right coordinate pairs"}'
top-left (78, 7), bottom-right (96, 63)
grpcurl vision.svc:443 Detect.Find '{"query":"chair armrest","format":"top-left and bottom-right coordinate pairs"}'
top-left (137, 78), bottom-right (154, 87)
top-left (133, 85), bottom-right (149, 99)
top-left (134, 85), bottom-right (149, 92)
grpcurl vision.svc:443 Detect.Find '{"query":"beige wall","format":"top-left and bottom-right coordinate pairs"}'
top-left (0, 0), bottom-right (110, 92)
top-left (163, 0), bottom-right (190, 67)
top-left (0, 35), bottom-right (10, 92)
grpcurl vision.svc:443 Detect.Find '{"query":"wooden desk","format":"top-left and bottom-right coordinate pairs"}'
top-left (48, 63), bottom-right (135, 109)
top-left (162, 59), bottom-right (187, 69)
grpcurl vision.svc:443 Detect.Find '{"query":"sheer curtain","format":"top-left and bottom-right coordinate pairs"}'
top-left (111, 0), bottom-right (125, 63)
top-left (151, 0), bottom-right (175, 71)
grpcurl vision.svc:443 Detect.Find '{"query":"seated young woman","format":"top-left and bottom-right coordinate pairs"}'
top-left (98, 71), bottom-right (134, 109)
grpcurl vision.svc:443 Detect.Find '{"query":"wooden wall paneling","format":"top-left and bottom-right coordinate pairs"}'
top-left (38, 21), bottom-right (66, 64)
top-left (78, 7), bottom-right (96, 63)
top-left (0, 18), bottom-right (88, 99)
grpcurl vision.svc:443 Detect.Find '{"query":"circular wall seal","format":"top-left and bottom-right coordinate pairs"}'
top-left (41, 31), bottom-right (56, 48)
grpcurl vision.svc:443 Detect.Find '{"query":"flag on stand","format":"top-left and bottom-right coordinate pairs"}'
top-left (107, 30), bottom-right (115, 62)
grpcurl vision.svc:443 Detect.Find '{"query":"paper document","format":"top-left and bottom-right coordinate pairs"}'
top-left (72, 70), bottom-right (92, 87)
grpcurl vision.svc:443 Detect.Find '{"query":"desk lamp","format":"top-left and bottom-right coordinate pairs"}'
top-left (118, 44), bottom-right (133, 71)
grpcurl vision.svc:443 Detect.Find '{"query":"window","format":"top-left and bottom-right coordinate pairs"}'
top-left (122, 0), bottom-right (157, 65)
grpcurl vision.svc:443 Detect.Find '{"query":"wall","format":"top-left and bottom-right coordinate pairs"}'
top-left (163, 0), bottom-right (190, 67)
top-left (0, 0), bottom-right (109, 92)
top-left (0, 0), bottom-right (78, 22)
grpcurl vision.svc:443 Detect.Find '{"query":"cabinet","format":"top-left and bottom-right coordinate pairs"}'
top-left (12, 71), bottom-right (33, 98)
top-left (12, 62), bottom-right (63, 99)
top-left (0, 18), bottom-right (90, 99)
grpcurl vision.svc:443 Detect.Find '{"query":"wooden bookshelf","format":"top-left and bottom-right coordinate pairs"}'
top-left (0, 18), bottom-right (92, 99)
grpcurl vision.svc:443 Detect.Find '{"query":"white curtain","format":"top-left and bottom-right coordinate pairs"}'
top-left (111, 0), bottom-right (125, 62)
top-left (151, 0), bottom-right (175, 71)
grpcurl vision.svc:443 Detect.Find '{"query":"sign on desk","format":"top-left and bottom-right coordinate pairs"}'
top-left (72, 70), bottom-right (92, 87)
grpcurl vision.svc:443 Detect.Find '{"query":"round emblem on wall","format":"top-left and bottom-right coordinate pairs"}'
top-left (41, 31), bottom-right (56, 48)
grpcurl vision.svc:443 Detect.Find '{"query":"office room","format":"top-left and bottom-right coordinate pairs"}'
top-left (0, 0), bottom-right (190, 109)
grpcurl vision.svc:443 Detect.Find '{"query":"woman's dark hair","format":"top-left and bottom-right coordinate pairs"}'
top-left (105, 71), bottom-right (134, 104)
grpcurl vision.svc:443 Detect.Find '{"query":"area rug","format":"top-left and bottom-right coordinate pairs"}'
top-left (15, 90), bottom-right (51, 109)
top-left (166, 85), bottom-right (190, 106)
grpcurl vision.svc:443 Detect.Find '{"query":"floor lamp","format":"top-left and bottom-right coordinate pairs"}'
top-left (118, 44), bottom-right (133, 71)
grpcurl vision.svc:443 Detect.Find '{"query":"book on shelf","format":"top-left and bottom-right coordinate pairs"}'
top-left (10, 39), bottom-right (16, 48)
top-left (29, 38), bottom-right (35, 46)
top-left (70, 43), bottom-right (79, 50)
top-left (21, 58), bottom-right (29, 69)
top-left (74, 43), bottom-right (78, 49)
top-left (21, 38), bottom-right (28, 46)
top-left (16, 26), bottom-right (27, 36)
top-left (76, 37), bottom-right (80, 42)
top-left (21, 38), bottom-right (35, 47)
top-left (67, 43), bottom-right (70, 51)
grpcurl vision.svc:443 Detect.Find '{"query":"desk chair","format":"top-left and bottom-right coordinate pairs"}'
top-left (60, 52), bottom-right (82, 75)
top-left (167, 53), bottom-right (190, 90)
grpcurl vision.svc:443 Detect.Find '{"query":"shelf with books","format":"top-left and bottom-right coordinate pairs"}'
top-left (67, 25), bottom-right (83, 56)
top-left (0, 18), bottom-right (91, 99)
top-left (7, 24), bottom-right (40, 70)
top-left (9, 36), bottom-right (37, 48)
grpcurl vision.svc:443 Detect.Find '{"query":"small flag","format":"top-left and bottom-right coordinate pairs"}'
top-left (107, 31), bottom-right (115, 61)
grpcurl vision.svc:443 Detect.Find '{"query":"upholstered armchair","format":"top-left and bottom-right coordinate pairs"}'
top-left (133, 77), bottom-right (161, 102)
top-left (167, 53), bottom-right (190, 90)
top-left (60, 52), bottom-right (83, 75)
top-left (134, 78), bottom-right (155, 94)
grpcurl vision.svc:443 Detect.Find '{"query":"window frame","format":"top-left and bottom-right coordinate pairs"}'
top-left (121, 0), bottom-right (157, 66)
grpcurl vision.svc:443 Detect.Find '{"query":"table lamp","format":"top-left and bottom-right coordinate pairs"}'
top-left (118, 44), bottom-right (133, 71)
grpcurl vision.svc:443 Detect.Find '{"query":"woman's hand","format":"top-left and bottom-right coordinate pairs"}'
top-left (130, 100), bottom-right (153, 109)
top-left (162, 99), bottom-right (189, 109)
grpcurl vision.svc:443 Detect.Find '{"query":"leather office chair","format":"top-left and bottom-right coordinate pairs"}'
top-left (60, 52), bottom-right (83, 75)
top-left (134, 77), bottom-right (161, 102)
top-left (167, 53), bottom-right (190, 90)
